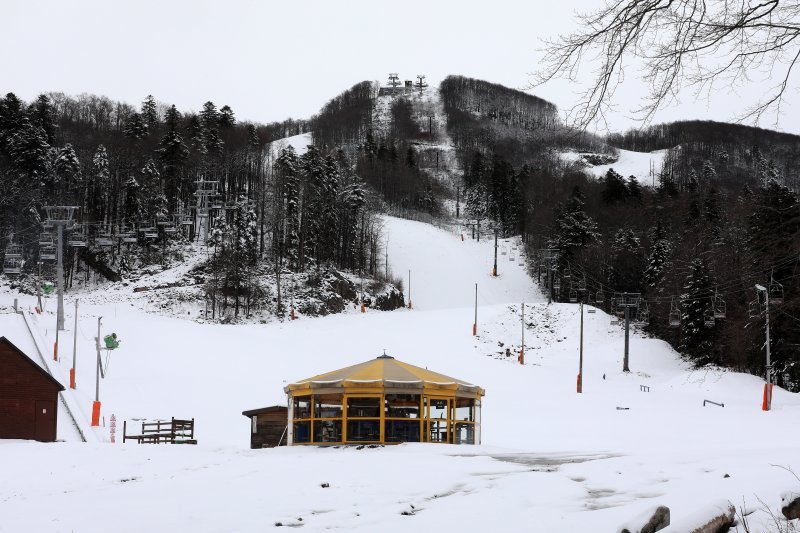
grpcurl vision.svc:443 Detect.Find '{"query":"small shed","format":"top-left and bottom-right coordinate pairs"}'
top-left (0, 336), bottom-right (64, 442)
top-left (241, 405), bottom-right (288, 449)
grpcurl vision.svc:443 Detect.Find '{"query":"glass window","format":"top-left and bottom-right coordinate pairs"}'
top-left (426, 420), bottom-right (448, 443)
top-left (346, 397), bottom-right (380, 418)
top-left (293, 396), bottom-right (312, 419)
top-left (385, 420), bottom-right (421, 443)
top-left (313, 420), bottom-right (342, 443)
top-left (454, 398), bottom-right (475, 422)
top-left (385, 394), bottom-right (420, 418)
top-left (315, 395), bottom-right (343, 418)
top-left (293, 421), bottom-right (311, 443)
top-left (346, 420), bottom-right (380, 442)
top-left (454, 422), bottom-right (475, 444)
top-left (428, 398), bottom-right (449, 419)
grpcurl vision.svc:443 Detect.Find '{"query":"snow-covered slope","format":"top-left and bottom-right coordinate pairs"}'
top-left (563, 148), bottom-right (668, 187)
top-left (268, 131), bottom-right (313, 156)
top-left (1, 215), bottom-right (798, 532)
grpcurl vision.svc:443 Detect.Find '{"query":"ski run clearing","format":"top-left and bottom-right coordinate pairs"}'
top-left (1, 215), bottom-right (799, 532)
top-left (562, 148), bottom-right (668, 187)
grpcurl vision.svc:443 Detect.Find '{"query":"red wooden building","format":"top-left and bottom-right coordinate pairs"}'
top-left (242, 405), bottom-right (287, 448)
top-left (0, 336), bottom-right (64, 442)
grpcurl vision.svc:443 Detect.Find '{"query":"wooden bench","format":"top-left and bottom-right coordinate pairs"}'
top-left (123, 417), bottom-right (196, 444)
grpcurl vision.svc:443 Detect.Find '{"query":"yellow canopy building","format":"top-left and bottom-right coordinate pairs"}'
top-left (284, 354), bottom-right (485, 445)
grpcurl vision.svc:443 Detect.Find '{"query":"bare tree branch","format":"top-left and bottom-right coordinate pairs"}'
top-left (531, 0), bottom-right (800, 130)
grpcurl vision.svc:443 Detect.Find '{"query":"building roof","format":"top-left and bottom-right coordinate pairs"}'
top-left (0, 336), bottom-right (65, 391)
top-left (284, 355), bottom-right (484, 396)
top-left (242, 405), bottom-right (287, 418)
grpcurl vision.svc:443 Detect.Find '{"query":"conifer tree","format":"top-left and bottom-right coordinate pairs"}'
top-left (141, 95), bottom-right (159, 126)
top-left (680, 258), bottom-right (716, 364)
top-left (123, 112), bottom-right (148, 140)
top-left (643, 221), bottom-right (671, 289)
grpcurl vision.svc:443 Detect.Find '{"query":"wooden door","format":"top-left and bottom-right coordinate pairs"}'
top-left (34, 400), bottom-right (55, 441)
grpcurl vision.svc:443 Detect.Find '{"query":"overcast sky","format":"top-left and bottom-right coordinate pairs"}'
top-left (2, 0), bottom-right (797, 134)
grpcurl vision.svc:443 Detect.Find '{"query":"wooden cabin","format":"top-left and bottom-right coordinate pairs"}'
top-left (241, 405), bottom-right (287, 449)
top-left (0, 336), bottom-right (64, 442)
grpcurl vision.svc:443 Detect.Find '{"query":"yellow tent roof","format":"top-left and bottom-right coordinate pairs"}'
top-left (284, 355), bottom-right (484, 396)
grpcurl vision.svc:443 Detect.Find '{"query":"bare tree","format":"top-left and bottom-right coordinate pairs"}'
top-left (532, 0), bottom-right (800, 130)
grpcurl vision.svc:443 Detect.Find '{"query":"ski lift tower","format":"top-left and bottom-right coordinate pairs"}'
top-left (415, 75), bottom-right (428, 95)
top-left (388, 73), bottom-right (401, 95)
top-left (614, 292), bottom-right (641, 372)
top-left (193, 179), bottom-right (219, 243)
top-left (44, 206), bottom-right (78, 331)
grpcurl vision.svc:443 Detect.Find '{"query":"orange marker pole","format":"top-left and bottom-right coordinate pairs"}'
top-left (91, 401), bottom-right (101, 427)
top-left (69, 368), bottom-right (75, 389)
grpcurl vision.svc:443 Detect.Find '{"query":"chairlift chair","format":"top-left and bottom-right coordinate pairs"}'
top-left (509, 251), bottom-right (516, 261)
top-left (38, 233), bottom-right (55, 248)
top-left (2, 256), bottom-right (22, 275)
top-left (748, 299), bottom-right (761, 318)
top-left (40, 246), bottom-right (56, 261)
top-left (669, 298), bottom-right (681, 327)
top-left (553, 278), bottom-right (561, 291)
top-left (4, 243), bottom-right (22, 259)
top-left (563, 267), bottom-right (572, 279)
top-left (703, 309), bottom-right (715, 327)
top-left (596, 291), bottom-right (605, 304)
top-left (164, 224), bottom-right (177, 235)
top-left (501, 246), bottom-right (507, 256)
top-left (578, 276), bottom-right (587, 291)
top-left (769, 280), bottom-right (784, 305)
top-left (713, 294), bottom-right (726, 319)
top-left (67, 225), bottom-right (87, 247)
top-left (569, 289), bottom-right (578, 303)
top-left (96, 227), bottom-right (114, 247)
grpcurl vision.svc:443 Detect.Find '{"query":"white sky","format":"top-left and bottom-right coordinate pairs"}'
top-left (2, 0), bottom-right (797, 134)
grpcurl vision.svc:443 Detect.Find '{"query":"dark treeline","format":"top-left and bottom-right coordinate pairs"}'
top-left (0, 90), bottom-right (390, 319)
top-left (311, 81), bottom-right (376, 148)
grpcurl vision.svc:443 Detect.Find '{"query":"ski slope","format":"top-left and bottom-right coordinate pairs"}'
top-left (562, 148), bottom-right (667, 187)
top-left (1, 215), bottom-right (799, 532)
top-left (268, 131), bottom-right (313, 157)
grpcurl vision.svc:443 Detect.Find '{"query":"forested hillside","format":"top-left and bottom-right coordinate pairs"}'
top-left (433, 78), bottom-right (800, 391)
top-left (0, 90), bottom-right (402, 320)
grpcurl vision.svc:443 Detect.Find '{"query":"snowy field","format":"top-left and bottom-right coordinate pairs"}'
top-left (1, 216), bottom-right (799, 532)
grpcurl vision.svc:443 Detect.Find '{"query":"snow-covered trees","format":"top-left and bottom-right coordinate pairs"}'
top-left (680, 258), bottom-right (716, 364)
top-left (642, 221), bottom-right (671, 289)
top-left (123, 112), bottom-right (148, 140)
top-left (550, 187), bottom-right (599, 268)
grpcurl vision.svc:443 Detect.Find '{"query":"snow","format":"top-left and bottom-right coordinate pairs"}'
top-left (1, 215), bottom-right (799, 532)
top-left (268, 131), bottom-right (313, 157)
top-left (562, 149), bottom-right (668, 187)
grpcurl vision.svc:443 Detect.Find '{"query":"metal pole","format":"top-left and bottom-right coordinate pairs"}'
top-left (520, 303), bottom-right (525, 365)
top-left (95, 317), bottom-right (101, 402)
top-left (473, 283), bottom-right (478, 336)
top-left (56, 223), bottom-right (65, 331)
top-left (477, 220), bottom-right (480, 242)
top-left (493, 229), bottom-right (498, 277)
top-left (548, 267), bottom-right (553, 305)
top-left (578, 300), bottom-right (584, 392)
top-left (765, 289), bottom-right (772, 410)
top-left (623, 299), bottom-right (630, 372)
top-left (71, 299), bottom-right (78, 389)
top-left (408, 269), bottom-right (412, 309)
